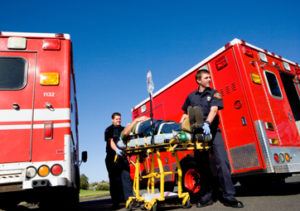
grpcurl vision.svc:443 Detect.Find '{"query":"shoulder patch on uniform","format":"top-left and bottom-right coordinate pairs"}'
top-left (213, 92), bottom-right (222, 99)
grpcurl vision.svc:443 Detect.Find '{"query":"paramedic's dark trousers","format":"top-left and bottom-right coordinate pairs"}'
top-left (105, 155), bottom-right (133, 206)
top-left (196, 129), bottom-right (236, 202)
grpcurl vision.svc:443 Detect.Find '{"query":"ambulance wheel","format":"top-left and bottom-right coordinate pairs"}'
top-left (182, 161), bottom-right (201, 195)
top-left (0, 200), bottom-right (17, 210)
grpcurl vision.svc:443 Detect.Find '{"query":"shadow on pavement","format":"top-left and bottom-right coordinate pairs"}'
top-left (2, 180), bottom-right (300, 211)
top-left (236, 180), bottom-right (300, 197)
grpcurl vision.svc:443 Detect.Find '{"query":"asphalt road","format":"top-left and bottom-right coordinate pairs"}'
top-left (2, 175), bottom-right (300, 211)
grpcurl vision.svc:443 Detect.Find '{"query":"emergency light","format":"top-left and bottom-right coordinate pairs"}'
top-left (42, 39), bottom-right (61, 50)
top-left (40, 72), bottom-right (60, 85)
top-left (282, 62), bottom-right (291, 71)
top-left (7, 37), bottom-right (27, 49)
top-left (251, 73), bottom-right (262, 84)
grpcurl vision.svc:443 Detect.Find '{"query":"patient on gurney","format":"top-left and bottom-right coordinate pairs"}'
top-left (117, 107), bottom-right (212, 149)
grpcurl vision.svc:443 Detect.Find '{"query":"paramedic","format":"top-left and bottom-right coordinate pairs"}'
top-left (180, 69), bottom-right (243, 208)
top-left (104, 112), bottom-right (133, 209)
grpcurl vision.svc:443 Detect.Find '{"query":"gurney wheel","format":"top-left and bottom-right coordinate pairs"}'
top-left (126, 201), bottom-right (133, 211)
top-left (151, 202), bottom-right (157, 211)
top-left (182, 199), bottom-right (191, 209)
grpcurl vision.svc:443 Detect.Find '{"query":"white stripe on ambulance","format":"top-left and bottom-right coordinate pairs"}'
top-left (0, 123), bottom-right (70, 130)
top-left (0, 108), bottom-right (70, 122)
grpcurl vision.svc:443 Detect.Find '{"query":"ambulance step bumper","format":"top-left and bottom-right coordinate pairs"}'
top-left (274, 163), bottom-right (300, 173)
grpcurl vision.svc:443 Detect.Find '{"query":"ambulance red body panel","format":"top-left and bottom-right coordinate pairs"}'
top-left (131, 39), bottom-right (300, 192)
top-left (0, 32), bottom-right (84, 206)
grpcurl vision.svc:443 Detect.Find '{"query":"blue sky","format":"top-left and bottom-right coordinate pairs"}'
top-left (1, 0), bottom-right (299, 182)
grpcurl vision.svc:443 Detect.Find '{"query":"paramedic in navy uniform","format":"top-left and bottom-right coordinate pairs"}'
top-left (104, 112), bottom-right (133, 210)
top-left (180, 69), bottom-right (243, 208)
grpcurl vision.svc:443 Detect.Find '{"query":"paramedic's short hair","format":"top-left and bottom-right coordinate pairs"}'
top-left (111, 112), bottom-right (121, 119)
top-left (195, 69), bottom-right (210, 81)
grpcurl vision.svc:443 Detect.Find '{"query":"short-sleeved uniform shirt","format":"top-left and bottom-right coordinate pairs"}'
top-left (182, 87), bottom-right (223, 130)
top-left (104, 124), bottom-right (124, 157)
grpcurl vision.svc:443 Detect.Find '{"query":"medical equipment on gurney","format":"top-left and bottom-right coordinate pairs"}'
top-left (119, 120), bottom-right (212, 210)
top-left (117, 120), bottom-right (212, 149)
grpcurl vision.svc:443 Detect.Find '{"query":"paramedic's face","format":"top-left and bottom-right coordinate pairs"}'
top-left (197, 73), bottom-right (211, 88)
top-left (112, 115), bottom-right (121, 126)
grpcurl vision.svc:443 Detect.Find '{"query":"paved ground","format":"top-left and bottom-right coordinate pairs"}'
top-left (1, 175), bottom-right (300, 210)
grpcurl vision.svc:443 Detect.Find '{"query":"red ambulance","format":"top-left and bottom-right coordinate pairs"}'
top-left (131, 38), bottom-right (300, 194)
top-left (0, 32), bottom-right (87, 209)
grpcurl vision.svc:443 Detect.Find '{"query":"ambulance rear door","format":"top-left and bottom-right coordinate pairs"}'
top-left (0, 52), bottom-right (36, 163)
top-left (259, 57), bottom-right (300, 146)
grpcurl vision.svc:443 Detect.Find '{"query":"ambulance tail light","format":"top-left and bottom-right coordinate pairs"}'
top-left (285, 153), bottom-right (291, 162)
top-left (274, 153), bottom-right (280, 163)
top-left (251, 73), bottom-right (262, 84)
top-left (40, 72), bottom-right (60, 85)
top-left (279, 153), bottom-right (285, 163)
top-left (26, 166), bottom-right (37, 179)
top-left (38, 165), bottom-right (50, 177)
top-left (51, 164), bottom-right (63, 176)
top-left (42, 39), bottom-right (61, 50)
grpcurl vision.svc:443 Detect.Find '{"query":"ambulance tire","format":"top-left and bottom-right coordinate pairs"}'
top-left (181, 160), bottom-right (201, 200)
top-left (62, 188), bottom-right (80, 210)
top-left (0, 200), bottom-right (17, 210)
top-left (39, 188), bottom-right (79, 210)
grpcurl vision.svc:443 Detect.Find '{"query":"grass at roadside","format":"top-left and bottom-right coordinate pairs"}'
top-left (80, 189), bottom-right (110, 198)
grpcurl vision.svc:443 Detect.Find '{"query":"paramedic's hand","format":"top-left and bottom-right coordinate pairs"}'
top-left (202, 122), bottom-right (211, 135)
top-left (134, 116), bottom-right (150, 123)
top-left (115, 148), bottom-right (123, 156)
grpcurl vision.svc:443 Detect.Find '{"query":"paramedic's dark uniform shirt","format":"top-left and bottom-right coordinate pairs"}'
top-left (104, 125), bottom-right (124, 157)
top-left (182, 87), bottom-right (223, 130)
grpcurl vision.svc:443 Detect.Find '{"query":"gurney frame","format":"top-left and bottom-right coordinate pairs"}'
top-left (125, 137), bottom-right (210, 210)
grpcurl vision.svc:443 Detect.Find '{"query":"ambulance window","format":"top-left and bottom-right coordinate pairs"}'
top-left (264, 71), bottom-right (282, 98)
top-left (0, 57), bottom-right (26, 90)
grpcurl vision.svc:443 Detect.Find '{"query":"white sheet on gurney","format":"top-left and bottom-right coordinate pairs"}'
top-left (142, 192), bottom-right (178, 202)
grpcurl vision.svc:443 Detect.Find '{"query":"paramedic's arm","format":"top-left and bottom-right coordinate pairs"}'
top-left (206, 91), bottom-right (223, 124)
top-left (122, 116), bottom-right (149, 137)
top-left (180, 114), bottom-right (188, 123)
top-left (205, 106), bottom-right (218, 124)
top-left (180, 96), bottom-right (190, 123)
top-left (110, 138), bottom-right (119, 151)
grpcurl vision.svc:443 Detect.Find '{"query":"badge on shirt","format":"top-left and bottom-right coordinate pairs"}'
top-left (207, 96), bottom-right (211, 101)
top-left (213, 92), bottom-right (222, 99)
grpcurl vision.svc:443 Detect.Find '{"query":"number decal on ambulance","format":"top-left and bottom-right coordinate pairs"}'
top-left (43, 92), bottom-right (55, 97)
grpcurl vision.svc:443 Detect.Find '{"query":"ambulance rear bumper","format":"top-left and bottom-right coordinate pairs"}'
top-left (273, 163), bottom-right (300, 173)
top-left (256, 120), bottom-right (300, 174)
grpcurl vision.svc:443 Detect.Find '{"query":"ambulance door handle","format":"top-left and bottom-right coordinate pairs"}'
top-left (241, 116), bottom-right (247, 126)
top-left (12, 103), bottom-right (20, 110)
top-left (45, 102), bottom-right (54, 111)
